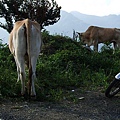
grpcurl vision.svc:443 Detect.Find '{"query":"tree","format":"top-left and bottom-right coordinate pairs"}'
top-left (0, 0), bottom-right (61, 33)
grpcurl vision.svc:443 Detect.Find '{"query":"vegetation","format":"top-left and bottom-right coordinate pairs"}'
top-left (0, 33), bottom-right (120, 101)
top-left (0, 0), bottom-right (61, 32)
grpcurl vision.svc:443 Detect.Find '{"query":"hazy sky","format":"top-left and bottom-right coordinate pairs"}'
top-left (56, 0), bottom-right (120, 16)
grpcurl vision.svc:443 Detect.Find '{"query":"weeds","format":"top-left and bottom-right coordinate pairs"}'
top-left (0, 32), bottom-right (119, 101)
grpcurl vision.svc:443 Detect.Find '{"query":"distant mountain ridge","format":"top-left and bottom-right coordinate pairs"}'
top-left (46, 10), bottom-right (120, 37)
top-left (71, 11), bottom-right (120, 28)
top-left (0, 28), bottom-right (9, 44)
top-left (45, 11), bottom-right (89, 37)
top-left (1, 10), bottom-right (120, 43)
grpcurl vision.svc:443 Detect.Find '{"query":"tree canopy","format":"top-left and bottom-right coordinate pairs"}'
top-left (0, 0), bottom-right (61, 33)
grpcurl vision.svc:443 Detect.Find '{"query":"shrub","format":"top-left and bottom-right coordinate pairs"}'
top-left (0, 34), bottom-right (120, 101)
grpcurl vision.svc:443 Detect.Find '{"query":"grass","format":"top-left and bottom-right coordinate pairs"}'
top-left (0, 33), bottom-right (119, 101)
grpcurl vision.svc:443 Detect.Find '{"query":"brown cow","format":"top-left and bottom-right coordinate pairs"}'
top-left (9, 19), bottom-right (42, 97)
top-left (77, 26), bottom-right (120, 52)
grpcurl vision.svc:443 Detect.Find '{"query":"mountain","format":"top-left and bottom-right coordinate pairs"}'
top-left (0, 28), bottom-right (9, 44)
top-left (70, 11), bottom-right (120, 28)
top-left (0, 18), bottom-right (9, 44)
top-left (1, 10), bottom-right (120, 43)
top-left (45, 10), bottom-right (120, 51)
top-left (45, 11), bottom-right (89, 37)
top-left (46, 10), bottom-right (120, 38)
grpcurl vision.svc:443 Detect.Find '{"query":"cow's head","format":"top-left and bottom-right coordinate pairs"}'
top-left (77, 32), bottom-right (93, 47)
top-left (77, 32), bottom-right (88, 45)
top-left (77, 32), bottom-right (84, 43)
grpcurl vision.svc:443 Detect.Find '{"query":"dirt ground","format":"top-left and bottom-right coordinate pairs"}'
top-left (0, 90), bottom-right (120, 120)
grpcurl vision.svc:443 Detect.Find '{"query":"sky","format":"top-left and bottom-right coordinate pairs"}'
top-left (56, 0), bottom-right (120, 16)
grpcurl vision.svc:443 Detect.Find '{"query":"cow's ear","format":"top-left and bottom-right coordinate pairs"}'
top-left (76, 32), bottom-right (81, 36)
top-left (79, 33), bottom-right (83, 37)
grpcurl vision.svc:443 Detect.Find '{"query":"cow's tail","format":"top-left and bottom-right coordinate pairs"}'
top-left (25, 19), bottom-right (32, 99)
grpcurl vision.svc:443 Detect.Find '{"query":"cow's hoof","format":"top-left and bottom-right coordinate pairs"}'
top-left (21, 92), bottom-right (28, 100)
top-left (30, 95), bottom-right (36, 101)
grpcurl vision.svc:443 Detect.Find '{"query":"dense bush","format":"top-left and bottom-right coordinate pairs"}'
top-left (0, 33), bottom-right (120, 101)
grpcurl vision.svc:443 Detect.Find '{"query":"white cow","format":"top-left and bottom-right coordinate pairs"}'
top-left (9, 19), bottom-right (42, 97)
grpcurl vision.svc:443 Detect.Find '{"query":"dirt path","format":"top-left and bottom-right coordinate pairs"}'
top-left (0, 90), bottom-right (120, 120)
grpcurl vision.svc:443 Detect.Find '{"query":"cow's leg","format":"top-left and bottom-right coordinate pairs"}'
top-left (94, 41), bottom-right (98, 52)
top-left (16, 56), bottom-right (26, 95)
top-left (96, 44), bottom-right (98, 52)
top-left (118, 43), bottom-right (120, 48)
top-left (117, 42), bottom-right (120, 49)
top-left (113, 42), bottom-right (117, 49)
top-left (113, 42), bottom-right (117, 54)
top-left (30, 56), bottom-right (38, 96)
top-left (28, 25), bottom-right (41, 97)
top-left (15, 24), bottom-right (26, 95)
top-left (14, 56), bottom-right (20, 82)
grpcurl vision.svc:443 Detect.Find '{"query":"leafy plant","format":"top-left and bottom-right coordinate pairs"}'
top-left (0, 33), bottom-right (120, 101)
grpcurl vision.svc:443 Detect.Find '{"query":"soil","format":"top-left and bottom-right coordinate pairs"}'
top-left (0, 90), bottom-right (120, 120)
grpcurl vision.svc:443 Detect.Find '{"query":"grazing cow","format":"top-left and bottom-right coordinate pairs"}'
top-left (9, 19), bottom-right (42, 97)
top-left (77, 26), bottom-right (120, 52)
